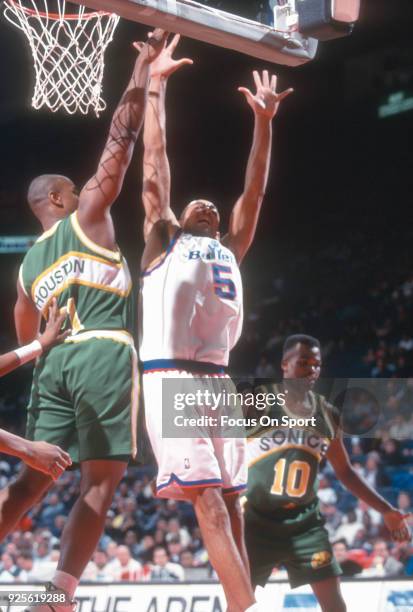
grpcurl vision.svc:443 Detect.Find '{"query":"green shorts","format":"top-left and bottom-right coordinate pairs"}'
top-left (27, 331), bottom-right (139, 463)
top-left (245, 503), bottom-right (342, 589)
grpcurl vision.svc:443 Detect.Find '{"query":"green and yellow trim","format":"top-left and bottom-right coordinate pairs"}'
top-left (71, 212), bottom-right (122, 262)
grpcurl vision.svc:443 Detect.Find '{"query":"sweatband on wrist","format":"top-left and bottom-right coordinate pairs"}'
top-left (14, 340), bottom-right (43, 365)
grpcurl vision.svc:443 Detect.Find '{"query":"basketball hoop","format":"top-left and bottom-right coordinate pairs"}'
top-left (2, 1), bottom-right (120, 115)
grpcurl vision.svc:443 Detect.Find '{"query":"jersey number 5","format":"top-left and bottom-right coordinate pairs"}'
top-left (271, 458), bottom-right (311, 498)
top-left (213, 264), bottom-right (236, 300)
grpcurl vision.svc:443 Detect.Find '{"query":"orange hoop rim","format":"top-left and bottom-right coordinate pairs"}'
top-left (5, 0), bottom-right (115, 20)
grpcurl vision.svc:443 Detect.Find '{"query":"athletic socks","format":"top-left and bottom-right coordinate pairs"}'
top-left (52, 570), bottom-right (78, 600)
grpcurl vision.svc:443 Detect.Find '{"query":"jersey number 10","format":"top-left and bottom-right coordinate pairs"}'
top-left (271, 458), bottom-right (311, 499)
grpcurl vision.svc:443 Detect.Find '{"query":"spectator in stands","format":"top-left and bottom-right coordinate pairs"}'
top-left (15, 552), bottom-right (34, 582)
top-left (134, 535), bottom-right (155, 564)
top-left (108, 545), bottom-right (143, 582)
top-left (380, 439), bottom-right (405, 466)
top-left (104, 541), bottom-right (118, 569)
top-left (0, 552), bottom-right (18, 581)
top-left (255, 354), bottom-right (276, 378)
top-left (333, 509), bottom-right (365, 547)
top-left (38, 493), bottom-right (65, 530)
top-left (124, 530), bottom-right (140, 559)
top-left (317, 475), bottom-right (337, 505)
top-left (397, 491), bottom-right (412, 515)
top-left (368, 539), bottom-right (405, 577)
top-left (180, 550), bottom-right (195, 569)
top-left (319, 502), bottom-right (343, 540)
top-left (332, 540), bottom-right (363, 577)
top-left (362, 451), bottom-right (389, 487)
top-left (82, 550), bottom-right (112, 582)
top-left (111, 498), bottom-right (138, 536)
top-left (149, 546), bottom-right (184, 582)
top-left (30, 540), bottom-right (58, 582)
top-left (51, 515), bottom-right (66, 539)
top-left (371, 358), bottom-right (396, 378)
top-left (167, 536), bottom-right (183, 564)
top-left (389, 415), bottom-right (413, 440)
top-left (165, 518), bottom-right (191, 548)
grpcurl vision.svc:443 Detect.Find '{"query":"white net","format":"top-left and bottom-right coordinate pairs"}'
top-left (3, 1), bottom-right (120, 115)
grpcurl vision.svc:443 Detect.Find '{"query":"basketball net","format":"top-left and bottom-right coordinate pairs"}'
top-left (3, 1), bottom-right (120, 115)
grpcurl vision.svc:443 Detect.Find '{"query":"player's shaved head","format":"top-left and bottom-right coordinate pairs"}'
top-left (282, 334), bottom-right (321, 358)
top-left (27, 174), bottom-right (68, 213)
top-left (27, 174), bottom-right (79, 226)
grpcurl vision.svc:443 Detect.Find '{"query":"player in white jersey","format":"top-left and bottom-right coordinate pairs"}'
top-left (138, 36), bottom-right (293, 612)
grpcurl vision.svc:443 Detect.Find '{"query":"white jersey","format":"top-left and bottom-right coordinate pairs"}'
top-left (140, 231), bottom-right (243, 366)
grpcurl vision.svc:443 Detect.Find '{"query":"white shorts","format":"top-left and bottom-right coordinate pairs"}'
top-left (143, 370), bottom-right (247, 500)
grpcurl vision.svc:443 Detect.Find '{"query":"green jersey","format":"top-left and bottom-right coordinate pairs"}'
top-left (246, 384), bottom-right (338, 521)
top-left (19, 212), bottom-right (133, 332)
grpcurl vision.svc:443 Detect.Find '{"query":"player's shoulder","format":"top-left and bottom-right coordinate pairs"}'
top-left (310, 391), bottom-right (341, 434)
top-left (26, 217), bottom-right (68, 256)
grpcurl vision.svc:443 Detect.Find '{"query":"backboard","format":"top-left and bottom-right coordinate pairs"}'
top-left (69, 0), bottom-right (319, 67)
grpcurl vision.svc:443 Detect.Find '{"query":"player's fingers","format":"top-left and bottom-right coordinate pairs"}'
top-left (169, 33), bottom-right (181, 52)
top-left (132, 41), bottom-right (145, 52)
top-left (56, 330), bottom-right (71, 344)
top-left (48, 298), bottom-right (58, 322)
top-left (270, 74), bottom-right (277, 91)
top-left (277, 87), bottom-right (294, 102)
top-left (58, 451), bottom-right (72, 467)
top-left (176, 58), bottom-right (194, 69)
top-left (262, 69), bottom-right (270, 88)
top-left (238, 87), bottom-right (254, 104)
top-left (253, 70), bottom-right (262, 91)
top-left (56, 311), bottom-right (67, 326)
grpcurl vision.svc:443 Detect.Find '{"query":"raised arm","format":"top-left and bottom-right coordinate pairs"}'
top-left (142, 35), bottom-right (192, 241)
top-left (327, 436), bottom-right (411, 542)
top-left (77, 29), bottom-right (168, 248)
top-left (223, 71), bottom-right (293, 264)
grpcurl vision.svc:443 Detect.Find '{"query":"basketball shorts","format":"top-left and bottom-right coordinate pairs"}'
top-left (142, 370), bottom-right (247, 500)
top-left (26, 330), bottom-right (139, 463)
top-left (245, 503), bottom-right (342, 589)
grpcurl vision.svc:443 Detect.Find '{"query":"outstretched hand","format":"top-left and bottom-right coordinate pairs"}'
top-left (145, 33), bottom-right (193, 79)
top-left (238, 70), bottom-right (293, 119)
top-left (383, 510), bottom-right (412, 543)
top-left (133, 28), bottom-right (169, 64)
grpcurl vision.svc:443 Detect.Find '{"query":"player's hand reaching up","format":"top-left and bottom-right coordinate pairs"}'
top-left (238, 70), bottom-right (293, 119)
top-left (383, 509), bottom-right (412, 543)
top-left (133, 28), bottom-right (169, 64)
top-left (144, 34), bottom-right (193, 80)
top-left (22, 440), bottom-right (72, 481)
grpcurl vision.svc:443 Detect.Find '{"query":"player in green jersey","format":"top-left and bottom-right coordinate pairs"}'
top-left (0, 30), bottom-right (168, 612)
top-left (0, 298), bottom-right (71, 479)
top-left (245, 334), bottom-right (411, 612)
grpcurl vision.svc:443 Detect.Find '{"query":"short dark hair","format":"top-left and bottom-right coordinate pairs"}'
top-left (282, 334), bottom-right (321, 356)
